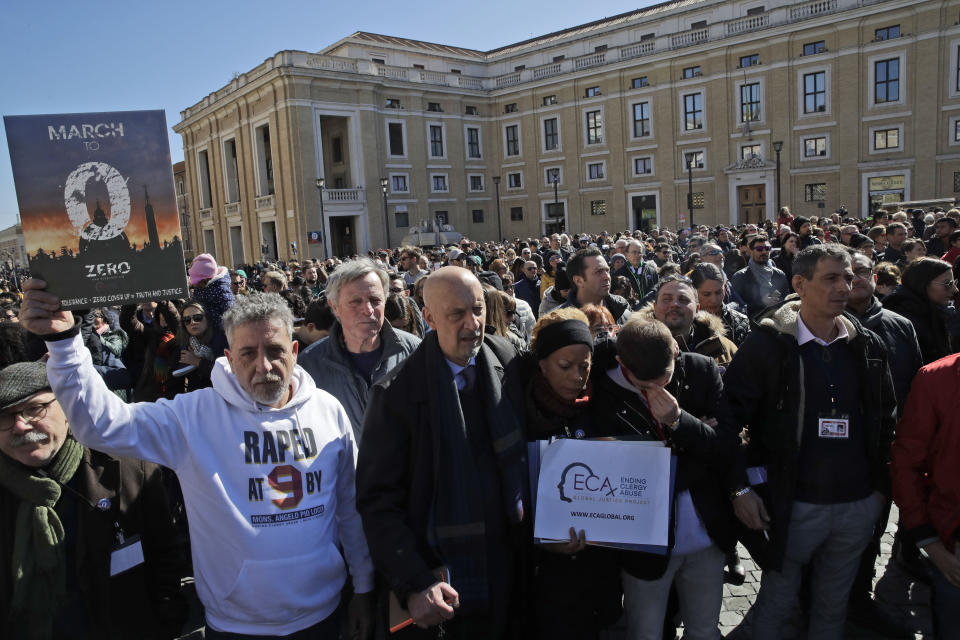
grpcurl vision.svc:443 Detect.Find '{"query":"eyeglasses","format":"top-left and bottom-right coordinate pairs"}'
top-left (936, 278), bottom-right (958, 289)
top-left (182, 313), bottom-right (205, 324)
top-left (389, 287), bottom-right (405, 294)
top-left (705, 250), bottom-right (723, 256)
top-left (0, 399), bottom-right (55, 432)
top-left (853, 268), bottom-right (874, 279)
top-left (753, 246), bottom-right (772, 252)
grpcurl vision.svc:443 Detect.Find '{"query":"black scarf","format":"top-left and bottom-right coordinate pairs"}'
top-left (422, 332), bottom-right (526, 614)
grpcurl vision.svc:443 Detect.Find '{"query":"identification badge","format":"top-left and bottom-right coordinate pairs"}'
top-left (818, 415), bottom-right (849, 439)
top-left (110, 535), bottom-right (144, 576)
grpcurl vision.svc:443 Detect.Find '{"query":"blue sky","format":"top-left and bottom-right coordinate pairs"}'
top-left (0, 0), bottom-right (655, 232)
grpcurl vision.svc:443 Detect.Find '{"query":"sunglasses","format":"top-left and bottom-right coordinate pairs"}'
top-left (182, 313), bottom-right (205, 324)
top-left (753, 246), bottom-right (772, 252)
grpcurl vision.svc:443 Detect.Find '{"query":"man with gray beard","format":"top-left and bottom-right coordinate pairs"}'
top-left (357, 267), bottom-right (527, 639)
top-left (19, 283), bottom-right (376, 639)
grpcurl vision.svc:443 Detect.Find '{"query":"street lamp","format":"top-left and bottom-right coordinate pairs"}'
top-left (686, 155), bottom-right (694, 230)
top-left (379, 177), bottom-right (391, 250)
top-left (772, 140), bottom-right (784, 214)
top-left (315, 177), bottom-right (327, 259)
top-left (492, 176), bottom-right (502, 241)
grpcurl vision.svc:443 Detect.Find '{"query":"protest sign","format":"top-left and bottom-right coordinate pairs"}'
top-left (4, 110), bottom-right (188, 309)
top-left (533, 439), bottom-right (673, 549)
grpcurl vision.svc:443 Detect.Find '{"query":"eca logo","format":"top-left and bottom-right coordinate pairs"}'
top-left (557, 462), bottom-right (617, 503)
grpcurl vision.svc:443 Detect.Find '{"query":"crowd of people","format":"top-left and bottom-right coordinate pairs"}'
top-left (2, 203), bottom-right (960, 639)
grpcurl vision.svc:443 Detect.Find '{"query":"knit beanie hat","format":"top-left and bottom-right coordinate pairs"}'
top-left (555, 267), bottom-right (572, 291)
top-left (189, 253), bottom-right (218, 286)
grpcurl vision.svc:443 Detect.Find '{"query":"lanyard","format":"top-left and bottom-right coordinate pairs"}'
top-left (808, 342), bottom-right (843, 415)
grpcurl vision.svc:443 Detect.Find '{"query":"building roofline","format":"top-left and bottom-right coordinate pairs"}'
top-left (485, 0), bottom-right (690, 55)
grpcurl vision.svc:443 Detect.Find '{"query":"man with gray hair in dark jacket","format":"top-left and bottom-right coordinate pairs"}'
top-left (298, 257), bottom-right (420, 443)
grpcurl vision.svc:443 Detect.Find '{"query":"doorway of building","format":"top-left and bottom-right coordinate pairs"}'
top-left (331, 216), bottom-right (356, 258)
top-left (631, 194), bottom-right (658, 232)
top-left (737, 185), bottom-right (766, 225)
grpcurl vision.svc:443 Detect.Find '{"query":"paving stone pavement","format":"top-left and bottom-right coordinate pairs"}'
top-left (599, 504), bottom-right (934, 639)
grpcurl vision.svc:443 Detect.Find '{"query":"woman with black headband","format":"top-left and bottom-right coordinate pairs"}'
top-left (522, 308), bottom-right (621, 639)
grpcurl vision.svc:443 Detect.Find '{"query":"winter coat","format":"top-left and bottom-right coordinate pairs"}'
top-left (730, 261), bottom-right (790, 318)
top-left (0, 448), bottom-right (189, 639)
top-left (892, 353), bottom-right (960, 549)
top-left (190, 268), bottom-right (235, 330)
top-left (850, 296), bottom-right (923, 413)
top-left (720, 304), bottom-right (751, 347)
top-left (298, 320), bottom-right (421, 443)
top-left (515, 276), bottom-right (542, 319)
top-left (723, 300), bottom-right (897, 571)
top-left (612, 261), bottom-right (659, 300)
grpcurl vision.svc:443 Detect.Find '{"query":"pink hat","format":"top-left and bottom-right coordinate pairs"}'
top-left (189, 253), bottom-right (218, 285)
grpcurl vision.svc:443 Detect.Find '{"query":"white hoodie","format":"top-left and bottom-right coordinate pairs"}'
top-left (46, 334), bottom-right (374, 636)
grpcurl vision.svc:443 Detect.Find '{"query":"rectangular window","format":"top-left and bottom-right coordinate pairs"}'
top-left (254, 124), bottom-right (274, 196)
top-left (413, 64), bottom-right (425, 70)
top-left (682, 65), bottom-right (701, 79)
top-left (586, 110), bottom-right (603, 144)
top-left (508, 172), bottom-right (522, 188)
top-left (514, 65), bottom-right (526, 72)
top-left (388, 122), bottom-right (404, 156)
top-left (223, 139), bottom-right (239, 203)
top-left (634, 157), bottom-right (653, 174)
top-left (684, 93), bottom-right (703, 130)
top-left (197, 149), bottom-right (212, 209)
top-left (875, 58), bottom-right (900, 104)
top-left (465, 105), bottom-right (479, 115)
top-left (804, 72), bottom-right (826, 113)
top-left (874, 128), bottom-right (900, 150)
top-left (805, 183), bottom-right (827, 201)
top-left (472, 209), bottom-right (484, 223)
top-left (684, 151), bottom-right (704, 169)
top-left (955, 172), bottom-right (960, 193)
top-left (435, 211), bottom-right (448, 225)
top-left (390, 175), bottom-right (408, 192)
top-left (505, 103), bottom-right (518, 113)
top-left (545, 167), bottom-right (560, 184)
top-left (543, 95), bottom-right (558, 106)
top-left (741, 144), bottom-right (761, 160)
top-left (632, 76), bottom-right (649, 89)
top-left (427, 102), bottom-right (442, 112)
top-left (553, 54), bottom-right (566, 62)
top-left (395, 211), bottom-right (409, 228)
top-left (955, 120), bottom-right (960, 143)
top-left (804, 137), bottom-right (827, 157)
top-left (429, 125), bottom-right (444, 157)
top-left (543, 118), bottom-right (559, 151)
top-left (957, 45), bottom-right (960, 92)
top-left (875, 25), bottom-right (900, 41)
top-left (691, 20), bottom-right (707, 29)
top-left (740, 54), bottom-right (759, 68)
top-left (587, 162), bottom-right (605, 179)
top-left (385, 98), bottom-right (401, 109)
top-left (746, 6), bottom-right (764, 15)
top-left (585, 86), bottom-right (601, 97)
top-left (469, 175), bottom-right (484, 191)
top-left (632, 102), bottom-right (651, 137)
top-left (740, 82), bottom-right (761, 122)
top-left (803, 40), bottom-right (826, 56)
top-left (590, 200), bottom-right (607, 216)
top-left (505, 125), bottom-right (520, 156)
top-left (466, 127), bottom-right (481, 159)
top-left (510, 206), bottom-right (523, 221)
top-left (432, 175), bottom-right (448, 191)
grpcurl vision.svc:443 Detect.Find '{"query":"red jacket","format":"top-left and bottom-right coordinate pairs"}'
top-left (891, 353), bottom-right (960, 549)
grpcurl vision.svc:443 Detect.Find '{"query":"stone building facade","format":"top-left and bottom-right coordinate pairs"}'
top-left (174, 0), bottom-right (960, 264)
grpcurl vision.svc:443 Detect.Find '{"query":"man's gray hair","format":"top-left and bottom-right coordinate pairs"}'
top-left (625, 238), bottom-right (644, 252)
top-left (222, 293), bottom-right (295, 345)
top-left (793, 243), bottom-right (851, 281)
top-left (325, 257), bottom-right (388, 304)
